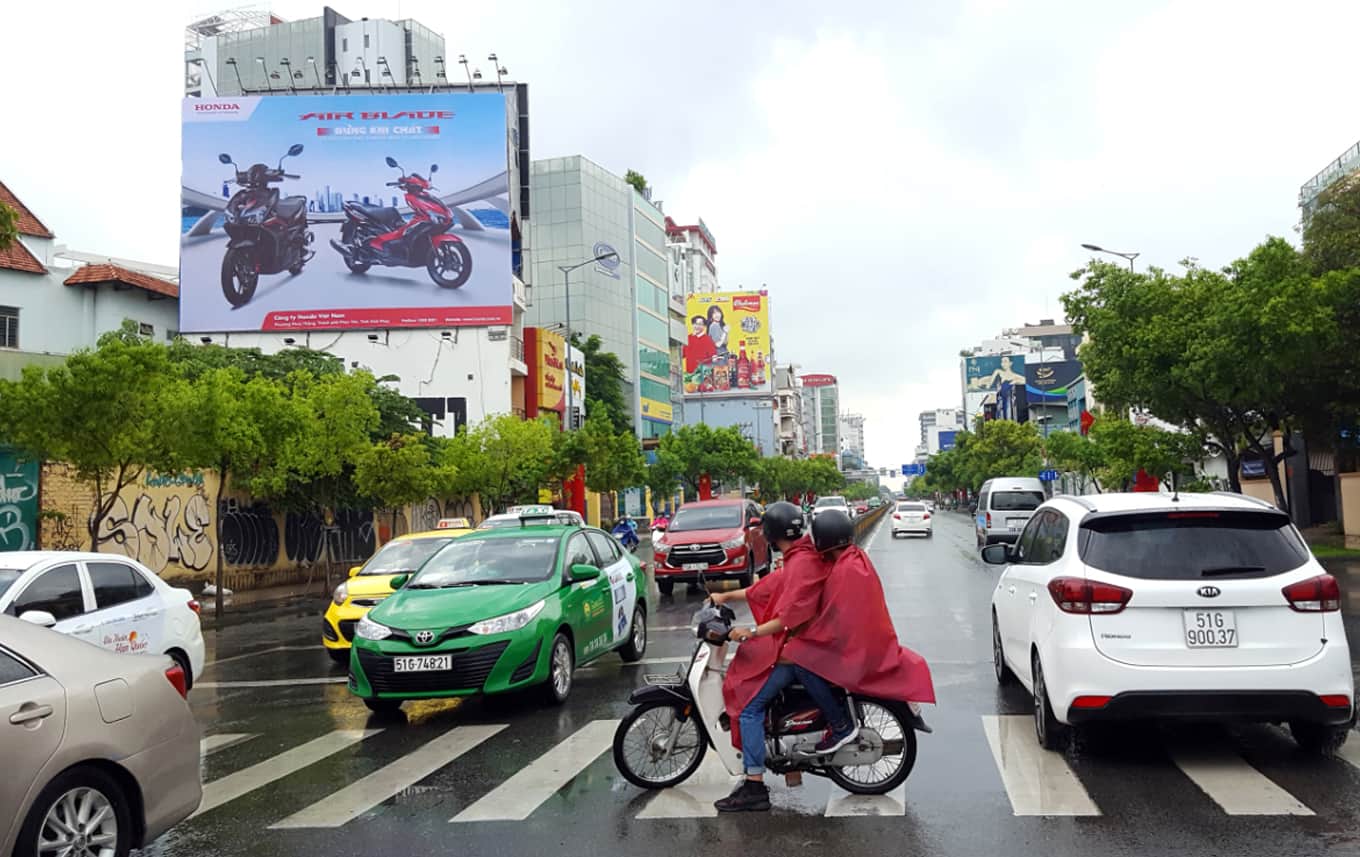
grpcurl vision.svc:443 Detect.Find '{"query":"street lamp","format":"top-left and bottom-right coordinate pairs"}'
top-left (1081, 243), bottom-right (1139, 271)
top-left (558, 250), bottom-right (619, 429)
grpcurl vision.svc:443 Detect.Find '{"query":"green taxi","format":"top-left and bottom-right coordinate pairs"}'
top-left (348, 518), bottom-right (650, 713)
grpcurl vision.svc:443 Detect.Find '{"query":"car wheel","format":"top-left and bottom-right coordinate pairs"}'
top-left (1031, 653), bottom-right (1069, 751)
top-left (658, 579), bottom-right (675, 597)
top-left (619, 604), bottom-right (647, 662)
top-left (328, 648), bottom-right (350, 666)
top-left (16, 765), bottom-right (133, 857)
top-left (542, 633), bottom-right (574, 706)
top-left (992, 614), bottom-right (1015, 686)
top-left (168, 649), bottom-right (194, 691)
top-left (364, 697), bottom-right (404, 715)
top-left (1290, 720), bottom-right (1350, 756)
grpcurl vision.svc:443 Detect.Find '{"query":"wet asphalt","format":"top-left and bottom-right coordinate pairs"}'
top-left (147, 513), bottom-right (1360, 857)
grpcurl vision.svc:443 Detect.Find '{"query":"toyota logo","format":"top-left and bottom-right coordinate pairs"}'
top-left (414, 630), bottom-right (435, 644)
top-left (1196, 586), bottom-right (1221, 598)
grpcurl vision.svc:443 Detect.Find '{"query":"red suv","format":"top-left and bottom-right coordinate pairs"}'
top-left (652, 499), bottom-right (770, 596)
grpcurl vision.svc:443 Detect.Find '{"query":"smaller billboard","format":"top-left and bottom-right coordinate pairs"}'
top-left (683, 291), bottom-right (771, 397)
top-left (800, 374), bottom-right (837, 388)
top-left (938, 430), bottom-right (958, 451)
top-left (535, 329), bottom-right (568, 414)
top-left (641, 397), bottom-right (673, 424)
top-left (1024, 360), bottom-right (1083, 404)
top-left (965, 354), bottom-right (1025, 392)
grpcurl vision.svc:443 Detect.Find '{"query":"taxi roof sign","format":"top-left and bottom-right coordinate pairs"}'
top-left (508, 505), bottom-right (555, 515)
top-left (436, 517), bottom-right (472, 530)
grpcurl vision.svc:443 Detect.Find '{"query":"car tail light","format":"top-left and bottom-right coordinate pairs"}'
top-left (1282, 575), bottom-right (1340, 612)
top-left (922, 513), bottom-right (931, 520)
top-left (1071, 695), bottom-right (1112, 709)
top-left (165, 663), bottom-right (189, 699)
top-left (1320, 694), bottom-right (1351, 709)
top-left (986, 512), bottom-right (992, 528)
top-left (893, 514), bottom-right (902, 520)
top-left (187, 599), bottom-right (201, 615)
top-left (1047, 577), bottom-right (1132, 614)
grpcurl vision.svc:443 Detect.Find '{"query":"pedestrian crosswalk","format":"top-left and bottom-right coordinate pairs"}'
top-left (189, 715), bottom-right (1360, 829)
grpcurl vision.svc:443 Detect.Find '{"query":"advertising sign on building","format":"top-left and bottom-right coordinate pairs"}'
top-left (640, 397), bottom-right (674, 423)
top-left (181, 93), bottom-right (512, 332)
top-left (1024, 360), bottom-right (1083, 404)
top-left (964, 354), bottom-right (1026, 392)
top-left (800, 374), bottom-right (837, 388)
top-left (938, 430), bottom-right (958, 451)
top-left (682, 290), bottom-right (771, 397)
top-left (535, 329), bottom-right (568, 414)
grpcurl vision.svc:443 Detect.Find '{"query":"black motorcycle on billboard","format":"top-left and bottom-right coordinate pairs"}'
top-left (329, 157), bottom-right (473, 289)
top-left (217, 144), bottom-right (314, 308)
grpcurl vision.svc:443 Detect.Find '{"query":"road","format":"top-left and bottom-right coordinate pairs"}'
top-left (150, 513), bottom-right (1360, 857)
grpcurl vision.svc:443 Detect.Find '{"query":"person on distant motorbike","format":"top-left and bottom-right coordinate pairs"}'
top-left (708, 501), bottom-right (856, 813)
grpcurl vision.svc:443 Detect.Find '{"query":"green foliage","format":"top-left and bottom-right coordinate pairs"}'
top-left (843, 482), bottom-right (879, 502)
top-left (552, 409), bottom-right (646, 495)
top-left (650, 423), bottom-right (759, 496)
top-left (354, 433), bottom-right (450, 511)
top-left (571, 334), bottom-right (631, 435)
top-left (0, 202), bottom-right (17, 250)
top-left (624, 170), bottom-right (648, 196)
top-left (1302, 172), bottom-right (1360, 275)
top-left (441, 415), bottom-right (556, 514)
top-left (918, 420), bottom-right (1043, 494)
top-left (753, 456), bottom-right (845, 503)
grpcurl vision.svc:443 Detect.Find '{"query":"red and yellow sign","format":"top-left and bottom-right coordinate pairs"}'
top-left (536, 329), bottom-right (567, 413)
top-left (683, 290), bottom-right (772, 397)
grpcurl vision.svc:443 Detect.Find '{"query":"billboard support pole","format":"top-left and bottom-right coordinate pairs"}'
top-left (558, 250), bottom-right (619, 430)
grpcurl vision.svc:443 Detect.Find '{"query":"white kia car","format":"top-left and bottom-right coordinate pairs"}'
top-left (985, 492), bottom-right (1354, 754)
top-left (0, 552), bottom-right (206, 688)
top-left (891, 501), bottom-right (933, 538)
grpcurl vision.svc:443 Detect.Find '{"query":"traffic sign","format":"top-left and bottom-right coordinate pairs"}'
top-left (1039, 469), bottom-right (1060, 482)
top-left (902, 463), bottom-right (927, 477)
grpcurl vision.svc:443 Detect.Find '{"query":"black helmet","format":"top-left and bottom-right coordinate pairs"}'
top-left (761, 501), bottom-right (805, 545)
top-left (693, 603), bottom-right (735, 644)
top-left (812, 509), bottom-right (855, 554)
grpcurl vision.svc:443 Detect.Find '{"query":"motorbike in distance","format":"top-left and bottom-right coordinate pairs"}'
top-left (612, 517), bottom-right (640, 553)
top-left (217, 144), bottom-right (314, 308)
top-left (612, 599), bottom-right (930, 794)
top-left (329, 156), bottom-right (474, 288)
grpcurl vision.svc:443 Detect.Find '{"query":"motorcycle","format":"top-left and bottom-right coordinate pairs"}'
top-left (651, 514), bottom-right (670, 538)
top-left (217, 144), bottom-right (314, 308)
top-left (612, 601), bottom-right (930, 795)
top-left (612, 517), bottom-right (640, 553)
top-left (329, 157), bottom-right (473, 288)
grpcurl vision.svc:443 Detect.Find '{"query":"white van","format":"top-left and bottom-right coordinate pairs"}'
top-left (974, 477), bottom-right (1046, 549)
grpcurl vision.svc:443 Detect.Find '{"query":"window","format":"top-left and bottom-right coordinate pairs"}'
top-left (992, 491), bottom-right (1045, 512)
top-left (1019, 511), bottom-right (1066, 565)
top-left (1078, 510), bottom-right (1309, 580)
top-left (0, 306), bottom-right (17, 348)
top-left (89, 562), bottom-right (154, 610)
top-left (637, 311), bottom-right (668, 347)
top-left (363, 33), bottom-right (370, 48)
top-left (1015, 515), bottom-right (1044, 562)
top-left (565, 534), bottom-right (596, 569)
top-left (670, 505), bottom-right (743, 532)
top-left (166, 329), bottom-right (178, 341)
top-left (638, 346), bottom-right (670, 380)
top-left (0, 649), bottom-right (37, 686)
top-left (639, 378), bottom-right (670, 403)
top-left (10, 565), bottom-right (84, 621)
top-left (585, 531), bottom-right (621, 565)
top-left (342, 37), bottom-right (348, 51)
top-left (138, 322), bottom-right (154, 337)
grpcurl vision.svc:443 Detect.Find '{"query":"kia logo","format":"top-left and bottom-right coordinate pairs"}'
top-left (414, 630), bottom-right (435, 644)
top-left (1197, 586), bottom-right (1221, 598)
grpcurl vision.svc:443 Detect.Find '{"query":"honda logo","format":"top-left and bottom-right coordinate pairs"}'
top-left (1196, 586), bottom-right (1221, 598)
top-left (414, 630), bottom-right (435, 645)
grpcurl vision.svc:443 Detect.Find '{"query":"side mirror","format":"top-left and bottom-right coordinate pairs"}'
top-left (19, 610), bottom-right (57, 628)
top-left (385, 156), bottom-right (399, 168)
top-left (287, 143), bottom-right (304, 157)
top-left (980, 544), bottom-right (1011, 565)
top-left (570, 563), bottom-right (601, 582)
top-left (389, 574), bottom-right (409, 590)
top-left (348, 566), bottom-right (362, 579)
top-left (218, 153), bottom-right (233, 164)
top-left (430, 164), bottom-right (438, 174)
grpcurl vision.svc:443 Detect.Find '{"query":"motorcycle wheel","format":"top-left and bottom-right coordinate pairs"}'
top-left (427, 241), bottom-right (473, 288)
top-left (824, 698), bottom-right (918, 795)
top-left (613, 701), bottom-right (708, 790)
top-left (221, 248), bottom-right (259, 308)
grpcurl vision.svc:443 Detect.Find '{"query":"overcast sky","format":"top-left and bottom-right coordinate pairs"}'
top-left (4, 0), bottom-right (1359, 469)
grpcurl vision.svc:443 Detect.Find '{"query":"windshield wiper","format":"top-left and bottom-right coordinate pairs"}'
top-left (1200, 565), bottom-right (1266, 577)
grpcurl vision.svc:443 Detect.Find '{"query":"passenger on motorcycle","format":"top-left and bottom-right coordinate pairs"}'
top-left (709, 501), bottom-right (855, 812)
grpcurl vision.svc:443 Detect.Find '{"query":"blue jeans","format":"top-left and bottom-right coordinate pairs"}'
top-left (739, 664), bottom-right (850, 775)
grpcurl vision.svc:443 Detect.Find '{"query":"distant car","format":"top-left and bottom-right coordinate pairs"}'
top-left (652, 499), bottom-right (771, 596)
top-left (891, 501), bottom-right (933, 538)
top-left (0, 615), bottom-right (201, 857)
top-left (985, 492), bottom-right (1355, 754)
top-left (479, 508), bottom-right (585, 529)
top-left (0, 552), bottom-right (205, 688)
top-left (324, 527), bottom-right (476, 663)
top-left (854, 502), bottom-right (870, 515)
top-left (812, 496), bottom-right (851, 520)
top-left (868, 497), bottom-right (883, 509)
top-left (975, 477), bottom-right (1046, 549)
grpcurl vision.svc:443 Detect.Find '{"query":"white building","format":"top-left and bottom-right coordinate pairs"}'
top-left (665, 217), bottom-right (718, 297)
top-left (799, 375), bottom-right (840, 459)
top-left (774, 364), bottom-right (804, 458)
top-left (919, 408), bottom-right (964, 455)
top-left (839, 412), bottom-right (866, 468)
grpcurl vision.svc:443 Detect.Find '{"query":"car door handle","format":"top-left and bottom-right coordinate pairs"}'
top-left (10, 704), bottom-right (53, 725)
top-left (1028, 591), bottom-right (1038, 602)
top-left (1007, 585), bottom-right (1016, 595)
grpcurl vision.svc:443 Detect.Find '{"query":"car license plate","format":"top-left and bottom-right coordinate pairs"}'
top-left (1183, 609), bottom-right (1238, 648)
top-left (1006, 518), bottom-right (1026, 530)
top-left (393, 655), bottom-right (451, 672)
top-left (682, 563), bottom-right (708, 572)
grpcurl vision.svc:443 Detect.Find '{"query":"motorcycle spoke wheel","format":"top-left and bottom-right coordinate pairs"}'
top-left (614, 703), bottom-right (705, 788)
top-left (826, 700), bottom-right (916, 793)
top-left (428, 242), bottom-right (472, 288)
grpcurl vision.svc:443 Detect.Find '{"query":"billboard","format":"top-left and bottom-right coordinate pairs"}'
top-left (181, 93), bottom-right (512, 332)
top-left (1024, 360), bottom-right (1083, 404)
top-left (535, 329), bottom-right (568, 413)
top-left (964, 354), bottom-right (1026, 392)
top-left (800, 374), bottom-right (837, 387)
top-left (682, 291), bottom-right (771, 397)
top-left (938, 430), bottom-right (958, 451)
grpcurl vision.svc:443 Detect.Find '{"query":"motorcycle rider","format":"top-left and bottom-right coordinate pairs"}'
top-left (709, 501), bottom-right (856, 813)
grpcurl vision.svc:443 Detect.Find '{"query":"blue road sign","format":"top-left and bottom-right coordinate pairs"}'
top-left (1039, 469), bottom-right (1060, 482)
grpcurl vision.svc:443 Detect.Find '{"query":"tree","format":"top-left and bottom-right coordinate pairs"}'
top-left (0, 202), bottom-right (17, 251)
top-left (443, 415), bottom-right (556, 514)
top-left (355, 433), bottom-right (451, 539)
top-left (1302, 172), bottom-right (1360, 275)
top-left (961, 420), bottom-right (1044, 491)
top-left (571, 334), bottom-right (631, 435)
top-left (0, 331), bottom-right (185, 549)
top-left (624, 170), bottom-right (648, 196)
top-left (651, 423), bottom-right (759, 497)
top-left (1087, 418), bottom-right (1202, 491)
top-left (844, 482), bottom-right (878, 502)
top-left (551, 409), bottom-right (646, 510)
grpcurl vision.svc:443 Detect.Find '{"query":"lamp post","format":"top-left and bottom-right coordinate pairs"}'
top-left (1080, 243), bottom-right (1139, 271)
top-left (558, 251), bottom-right (619, 430)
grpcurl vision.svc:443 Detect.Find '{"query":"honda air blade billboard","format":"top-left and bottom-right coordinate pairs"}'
top-left (181, 93), bottom-right (512, 332)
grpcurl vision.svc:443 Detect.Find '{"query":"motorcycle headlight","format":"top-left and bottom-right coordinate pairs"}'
top-left (356, 615), bottom-right (392, 641)
top-left (719, 534), bottom-right (746, 550)
top-left (332, 582), bottom-right (349, 606)
top-left (468, 600), bottom-right (546, 636)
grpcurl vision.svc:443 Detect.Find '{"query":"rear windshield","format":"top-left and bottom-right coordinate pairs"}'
top-left (897, 503), bottom-right (925, 512)
top-left (361, 537), bottom-right (453, 575)
top-left (670, 506), bottom-right (743, 532)
top-left (815, 497), bottom-right (847, 507)
top-left (1079, 511), bottom-right (1310, 580)
top-left (991, 491), bottom-right (1045, 512)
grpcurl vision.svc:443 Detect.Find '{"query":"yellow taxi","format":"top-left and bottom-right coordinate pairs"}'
top-left (322, 519), bottom-right (475, 662)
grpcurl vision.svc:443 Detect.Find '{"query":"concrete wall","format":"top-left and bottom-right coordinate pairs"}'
top-left (1340, 473), bottom-right (1360, 549)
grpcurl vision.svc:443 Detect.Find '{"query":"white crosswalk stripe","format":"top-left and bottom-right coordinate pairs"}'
top-left (200, 733), bottom-right (256, 756)
top-left (451, 719), bottom-right (617, 822)
top-left (635, 752), bottom-right (735, 818)
top-left (272, 724), bottom-right (507, 829)
top-left (1168, 746), bottom-right (1314, 816)
top-left (981, 715), bottom-right (1101, 816)
top-left (194, 729), bottom-right (382, 817)
top-left (824, 783), bottom-right (907, 817)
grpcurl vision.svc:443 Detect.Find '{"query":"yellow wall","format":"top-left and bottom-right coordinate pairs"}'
top-left (1340, 474), bottom-right (1360, 550)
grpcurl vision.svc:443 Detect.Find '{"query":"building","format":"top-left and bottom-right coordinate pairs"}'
top-left (1300, 137), bottom-right (1360, 221)
top-left (666, 217), bottom-right (718, 297)
top-left (799, 374), bottom-right (840, 458)
top-left (528, 156), bottom-right (677, 439)
top-left (1001, 319), bottom-right (1081, 361)
top-left (839, 412), bottom-right (866, 469)
top-left (186, 7), bottom-right (445, 97)
top-left (774, 365), bottom-right (804, 457)
top-left (918, 408), bottom-right (963, 455)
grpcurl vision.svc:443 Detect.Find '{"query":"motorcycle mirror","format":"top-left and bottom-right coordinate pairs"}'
top-left (430, 164), bottom-right (438, 174)
top-left (385, 156), bottom-right (399, 168)
top-left (286, 143), bottom-right (304, 157)
top-left (218, 153), bottom-right (233, 164)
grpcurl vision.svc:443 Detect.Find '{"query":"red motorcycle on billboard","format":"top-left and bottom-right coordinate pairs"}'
top-left (330, 157), bottom-right (473, 288)
top-left (218, 144), bottom-right (314, 308)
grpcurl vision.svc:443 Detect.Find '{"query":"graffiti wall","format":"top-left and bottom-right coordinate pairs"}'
top-left (0, 447), bottom-right (41, 552)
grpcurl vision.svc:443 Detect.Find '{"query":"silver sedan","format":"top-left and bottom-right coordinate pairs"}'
top-left (0, 615), bottom-right (201, 857)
